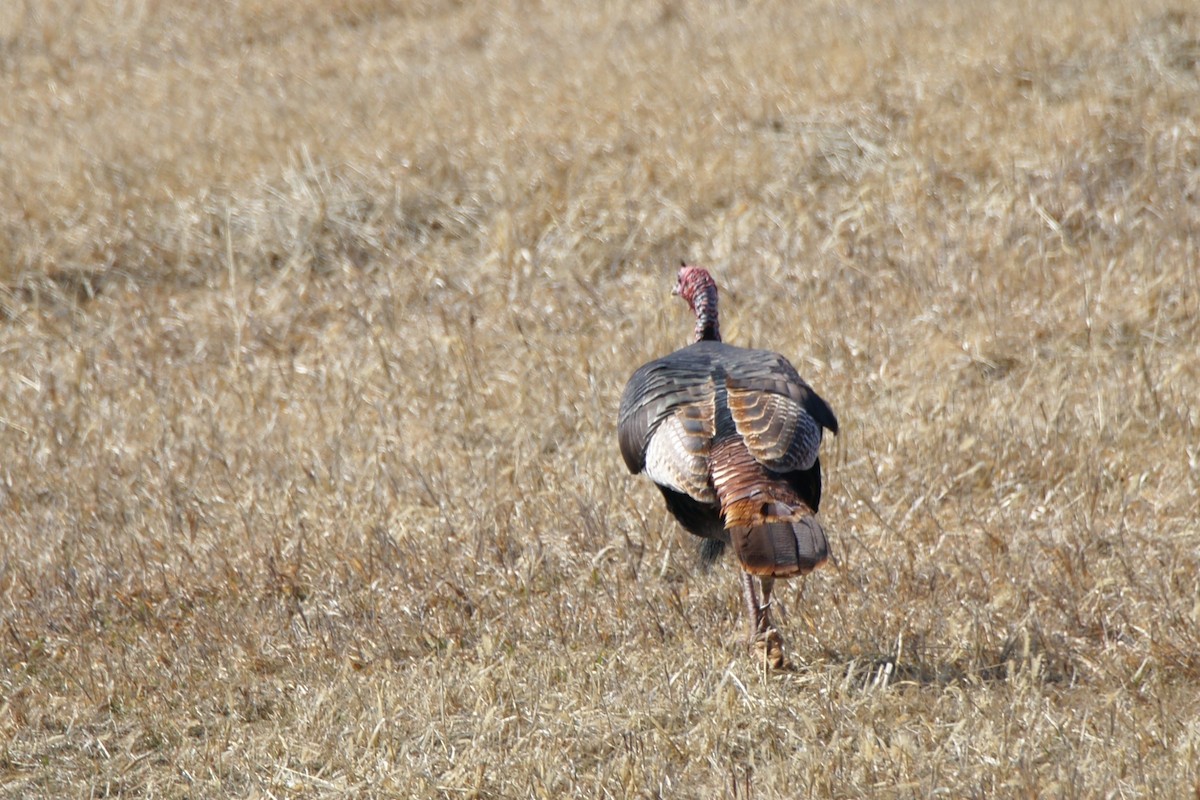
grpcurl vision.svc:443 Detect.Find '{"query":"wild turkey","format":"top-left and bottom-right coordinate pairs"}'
top-left (618, 265), bottom-right (838, 666)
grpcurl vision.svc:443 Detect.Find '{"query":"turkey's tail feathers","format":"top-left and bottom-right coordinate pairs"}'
top-left (723, 500), bottom-right (828, 577)
top-left (711, 437), bottom-right (830, 578)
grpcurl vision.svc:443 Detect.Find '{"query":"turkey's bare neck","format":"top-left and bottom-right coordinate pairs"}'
top-left (692, 285), bottom-right (720, 342)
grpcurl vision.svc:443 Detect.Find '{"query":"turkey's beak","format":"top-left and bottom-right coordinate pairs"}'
top-left (670, 283), bottom-right (681, 296)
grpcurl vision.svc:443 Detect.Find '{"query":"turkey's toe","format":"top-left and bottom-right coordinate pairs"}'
top-left (749, 627), bottom-right (787, 670)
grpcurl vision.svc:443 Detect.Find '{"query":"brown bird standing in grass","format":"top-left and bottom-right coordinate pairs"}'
top-left (618, 265), bottom-right (838, 667)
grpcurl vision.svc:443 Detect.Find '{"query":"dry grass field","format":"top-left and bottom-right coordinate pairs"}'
top-left (2, 0), bottom-right (1199, 796)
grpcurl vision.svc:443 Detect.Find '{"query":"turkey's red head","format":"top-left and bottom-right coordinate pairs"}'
top-left (673, 264), bottom-right (720, 342)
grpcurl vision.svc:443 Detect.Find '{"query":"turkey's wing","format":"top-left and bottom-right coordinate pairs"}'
top-left (726, 376), bottom-right (824, 472)
top-left (618, 364), bottom-right (714, 474)
top-left (642, 395), bottom-right (717, 503)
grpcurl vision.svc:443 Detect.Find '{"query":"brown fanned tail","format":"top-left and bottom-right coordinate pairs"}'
top-left (710, 438), bottom-right (829, 578)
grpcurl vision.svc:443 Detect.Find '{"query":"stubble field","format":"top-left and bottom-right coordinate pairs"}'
top-left (2, 1), bottom-right (1199, 796)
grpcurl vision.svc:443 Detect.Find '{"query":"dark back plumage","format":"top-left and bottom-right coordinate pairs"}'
top-left (619, 340), bottom-right (836, 478)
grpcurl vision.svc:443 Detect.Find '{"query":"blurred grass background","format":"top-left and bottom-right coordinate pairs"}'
top-left (1, 0), bottom-right (1198, 796)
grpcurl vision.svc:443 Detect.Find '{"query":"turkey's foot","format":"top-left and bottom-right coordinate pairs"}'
top-left (749, 627), bottom-right (787, 670)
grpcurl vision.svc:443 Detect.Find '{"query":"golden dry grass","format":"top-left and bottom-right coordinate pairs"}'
top-left (2, 0), bottom-right (1199, 796)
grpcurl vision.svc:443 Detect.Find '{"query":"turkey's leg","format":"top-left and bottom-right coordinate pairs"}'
top-left (743, 573), bottom-right (786, 668)
top-left (758, 577), bottom-right (776, 633)
top-left (741, 574), bottom-right (776, 635)
top-left (741, 572), bottom-right (761, 638)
